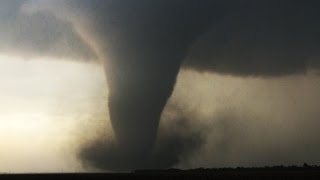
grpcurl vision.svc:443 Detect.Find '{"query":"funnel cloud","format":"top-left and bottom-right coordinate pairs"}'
top-left (4, 0), bottom-right (320, 171)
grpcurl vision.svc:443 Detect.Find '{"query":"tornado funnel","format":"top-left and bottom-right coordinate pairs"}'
top-left (104, 34), bottom-right (191, 169)
top-left (97, 2), bottom-right (219, 170)
top-left (30, 0), bottom-right (219, 171)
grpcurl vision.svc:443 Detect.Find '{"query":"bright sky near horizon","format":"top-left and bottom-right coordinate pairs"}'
top-left (0, 55), bottom-right (109, 172)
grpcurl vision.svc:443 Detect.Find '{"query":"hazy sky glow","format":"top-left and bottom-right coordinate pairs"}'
top-left (0, 0), bottom-right (320, 173)
top-left (0, 55), bottom-right (108, 172)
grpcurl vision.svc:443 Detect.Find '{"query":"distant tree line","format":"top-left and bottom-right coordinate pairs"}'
top-left (133, 163), bottom-right (320, 173)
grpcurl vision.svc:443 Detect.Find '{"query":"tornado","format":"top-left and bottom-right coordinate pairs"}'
top-left (25, 0), bottom-right (221, 171)
top-left (96, 1), bottom-right (219, 170)
top-left (104, 36), bottom-right (185, 168)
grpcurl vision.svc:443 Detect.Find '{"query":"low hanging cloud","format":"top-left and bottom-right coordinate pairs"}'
top-left (10, 0), bottom-right (320, 74)
top-left (19, 0), bottom-right (320, 76)
top-left (183, 1), bottom-right (320, 76)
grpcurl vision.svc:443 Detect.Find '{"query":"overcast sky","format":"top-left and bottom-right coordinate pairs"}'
top-left (0, 0), bottom-right (319, 173)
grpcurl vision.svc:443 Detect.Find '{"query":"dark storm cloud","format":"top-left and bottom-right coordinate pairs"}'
top-left (0, 0), bottom-right (95, 60)
top-left (183, 1), bottom-right (320, 76)
top-left (22, 0), bottom-right (320, 74)
top-left (15, 0), bottom-right (320, 171)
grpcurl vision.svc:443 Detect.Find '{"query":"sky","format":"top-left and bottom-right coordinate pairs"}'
top-left (0, 56), bottom-right (107, 172)
top-left (0, 0), bottom-right (320, 173)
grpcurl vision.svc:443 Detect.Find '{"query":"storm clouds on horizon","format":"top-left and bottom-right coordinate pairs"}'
top-left (0, 0), bottom-right (320, 172)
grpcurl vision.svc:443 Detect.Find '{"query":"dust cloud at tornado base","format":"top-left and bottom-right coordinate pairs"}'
top-left (74, 69), bottom-right (320, 171)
